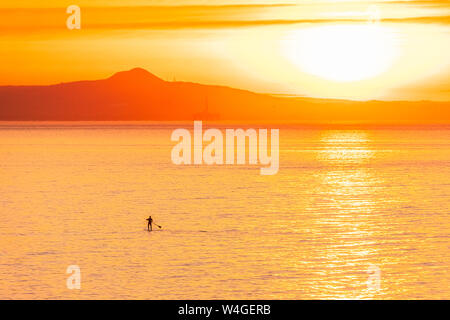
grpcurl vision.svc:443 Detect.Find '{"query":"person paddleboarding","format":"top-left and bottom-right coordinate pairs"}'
top-left (146, 216), bottom-right (162, 231)
top-left (146, 215), bottom-right (153, 231)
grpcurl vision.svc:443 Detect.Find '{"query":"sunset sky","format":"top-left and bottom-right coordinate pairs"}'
top-left (0, 0), bottom-right (449, 101)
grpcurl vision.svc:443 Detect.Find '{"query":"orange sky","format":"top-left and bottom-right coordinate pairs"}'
top-left (0, 0), bottom-right (449, 101)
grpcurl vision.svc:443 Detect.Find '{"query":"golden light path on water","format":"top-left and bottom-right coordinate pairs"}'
top-left (314, 131), bottom-right (382, 299)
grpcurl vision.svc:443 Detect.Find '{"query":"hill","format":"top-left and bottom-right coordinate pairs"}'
top-left (0, 68), bottom-right (448, 124)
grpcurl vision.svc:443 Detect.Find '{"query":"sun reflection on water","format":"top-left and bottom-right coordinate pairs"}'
top-left (307, 130), bottom-right (387, 299)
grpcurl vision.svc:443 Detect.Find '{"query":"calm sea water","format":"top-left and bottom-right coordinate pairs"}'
top-left (0, 122), bottom-right (449, 299)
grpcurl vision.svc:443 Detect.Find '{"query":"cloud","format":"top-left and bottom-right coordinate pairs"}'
top-left (388, 0), bottom-right (450, 7)
top-left (84, 16), bottom-right (450, 30)
top-left (0, 2), bottom-right (448, 35)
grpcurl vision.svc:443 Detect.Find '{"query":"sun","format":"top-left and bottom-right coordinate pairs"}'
top-left (282, 24), bottom-right (399, 82)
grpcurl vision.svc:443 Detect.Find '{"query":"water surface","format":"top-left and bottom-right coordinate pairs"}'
top-left (0, 122), bottom-right (449, 299)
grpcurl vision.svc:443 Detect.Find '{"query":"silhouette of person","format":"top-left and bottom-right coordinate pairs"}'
top-left (146, 215), bottom-right (153, 231)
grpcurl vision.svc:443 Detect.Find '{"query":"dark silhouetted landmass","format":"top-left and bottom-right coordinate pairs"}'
top-left (0, 68), bottom-right (449, 124)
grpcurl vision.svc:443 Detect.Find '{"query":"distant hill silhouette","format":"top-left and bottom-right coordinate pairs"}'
top-left (0, 67), bottom-right (449, 123)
